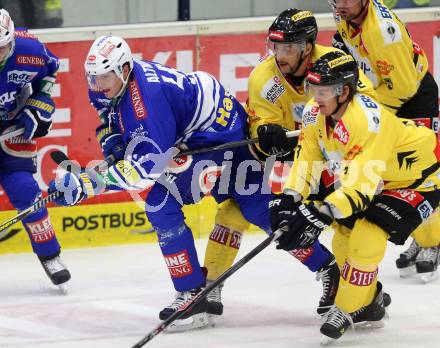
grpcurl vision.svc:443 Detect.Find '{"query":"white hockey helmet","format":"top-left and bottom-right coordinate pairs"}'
top-left (0, 9), bottom-right (15, 63)
top-left (84, 35), bottom-right (133, 93)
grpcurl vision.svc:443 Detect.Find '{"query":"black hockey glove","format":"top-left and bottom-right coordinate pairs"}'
top-left (269, 194), bottom-right (333, 250)
top-left (96, 124), bottom-right (126, 161)
top-left (257, 124), bottom-right (297, 156)
top-left (332, 31), bottom-right (350, 54)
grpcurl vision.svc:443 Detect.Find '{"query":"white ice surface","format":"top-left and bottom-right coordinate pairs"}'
top-left (0, 232), bottom-right (439, 348)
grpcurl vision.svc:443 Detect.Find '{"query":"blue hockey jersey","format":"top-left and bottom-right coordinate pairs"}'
top-left (89, 60), bottom-right (248, 189)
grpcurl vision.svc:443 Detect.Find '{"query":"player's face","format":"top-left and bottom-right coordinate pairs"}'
top-left (93, 71), bottom-right (123, 98)
top-left (306, 84), bottom-right (341, 116)
top-left (270, 42), bottom-right (303, 74)
top-left (335, 0), bottom-right (363, 21)
top-left (0, 42), bottom-right (11, 63)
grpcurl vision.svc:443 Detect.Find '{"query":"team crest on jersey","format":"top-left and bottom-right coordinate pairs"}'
top-left (261, 76), bottom-right (285, 104)
top-left (7, 70), bottom-right (37, 87)
top-left (333, 120), bottom-right (349, 145)
top-left (129, 79), bottom-right (147, 120)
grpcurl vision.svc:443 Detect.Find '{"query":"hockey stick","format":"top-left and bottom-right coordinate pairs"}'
top-left (0, 152), bottom-right (108, 234)
top-left (101, 129), bottom-right (301, 165)
top-left (178, 129), bottom-right (301, 157)
top-left (131, 229), bottom-right (283, 348)
top-left (0, 128), bottom-right (25, 142)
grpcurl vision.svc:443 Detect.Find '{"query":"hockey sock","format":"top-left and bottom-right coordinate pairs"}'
top-left (203, 224), bottom-right (242, 280)
top-left (289, 240), bottom-right (332, 272)
top-left (158, 223), bottom-right (206, 292)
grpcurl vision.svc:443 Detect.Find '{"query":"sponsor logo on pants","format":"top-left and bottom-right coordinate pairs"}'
top-left (164, 250), bottom-right (193, 278)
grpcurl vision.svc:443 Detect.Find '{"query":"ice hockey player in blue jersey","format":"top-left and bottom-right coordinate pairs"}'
top-left (0, 9), bottom-right (70, 288)
top-left (48, 35), bottom-right (335, 330)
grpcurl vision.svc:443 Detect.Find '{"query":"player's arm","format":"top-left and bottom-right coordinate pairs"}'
top-left (283, 105), bottom-right (325, 201)
top-left (247, 75), bottom-right (296, 158)
top-left (373, 24), bottom-right (420, 111)
top-left (18, 44), bottom-right (59, 139)
top-left (324, 108), bottom-right (393, 219)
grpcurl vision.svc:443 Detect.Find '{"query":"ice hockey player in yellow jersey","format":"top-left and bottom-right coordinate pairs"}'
top-left (269, 51), bottom-right (440, 343)
top-left (329, 0), bottom-right (440, 280)
top-left (203, 8), bottom-right (376, 317)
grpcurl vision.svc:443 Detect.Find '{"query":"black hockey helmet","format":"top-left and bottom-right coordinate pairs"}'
top-left (306, 51), bottom-right (358, 91)
top-left (268, 8), bottom-right (318, 45)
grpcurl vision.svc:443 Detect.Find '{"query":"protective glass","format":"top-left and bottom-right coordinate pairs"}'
top-left (86, 71), bottom-right (118, 92)
top-left (304, 82), bottom-right (343, 101)
top-left (266, 40), bottom-right (305, 56)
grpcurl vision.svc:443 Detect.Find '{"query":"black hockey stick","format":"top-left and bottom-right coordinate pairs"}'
top-left (131, 229), bottom-right (283, 348)
top-left (101, 129), bottom-right (301, 165)
top-left (178, 129), bottom-right (301, 157)
top-left (0, 151), bottom-right (108, 234)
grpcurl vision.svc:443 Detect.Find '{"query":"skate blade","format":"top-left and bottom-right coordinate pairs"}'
top-left (354, 319), bottom-right (385, 330)
top-left (320, 335), bottom-right (337, 346)
top-left (398, 265), bottom-right (416, 278)
top-left (165, 313), bottom-right (211, 332)
top-left (419, 271), bottom-right (439, 283)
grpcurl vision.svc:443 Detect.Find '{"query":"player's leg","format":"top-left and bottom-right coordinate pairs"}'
top-left (321, 218), bottom-right (388, 343)
top-left (411, 209), bottom-right (440, 282)
top-left (1, 170), bottom-right (70, 286)
top-left (229, 148), bottom-right (339, 314)
top-left (203, 199), bottom-right (249, 315)
top-left (146, 180), bottom-right (209, 330)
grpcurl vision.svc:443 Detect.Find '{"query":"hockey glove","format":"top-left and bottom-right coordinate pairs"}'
top-left (96, 124), bottom-right (126, 161)
top-left (269, 194), bottom-right (333, 250)
top-left (48, 169), bottom-right (105, 206)
top-left (257, 124), bottom-right (297, 156)
top-left (18, 96), bottom-right (55, 139)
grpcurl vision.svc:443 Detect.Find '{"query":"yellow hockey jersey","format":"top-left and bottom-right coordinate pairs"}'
top-left (284, 93), bottom-right (440, 219)
top-left (246, 44), bottom-right (376, 155)
top-left (334, 0), bottom-right (428, 113)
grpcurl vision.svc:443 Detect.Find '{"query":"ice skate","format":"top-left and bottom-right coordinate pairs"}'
top-left (320, 282), bottom-right (386, 345)
top-left (160, 288), bottom-right (210, 332)
top-left (395, 239), bottom-right (420, 278)
top-left (316, 256), bottom-right (340, 315)
top-left (39, 255), bottom-right (71, 293)
top-left (415, 245), bottom-right (440, 283)
top-left (206, 282), bottom-right (223, 316)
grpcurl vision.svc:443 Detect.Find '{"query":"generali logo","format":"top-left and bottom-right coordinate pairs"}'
top-left (333, 121), bottom-right (349, 145)
top-left (129, 79), bottom-right (147, 120)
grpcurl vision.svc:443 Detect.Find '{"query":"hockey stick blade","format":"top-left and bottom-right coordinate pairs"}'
top-left (131, 229), bottom-right (282, 348)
